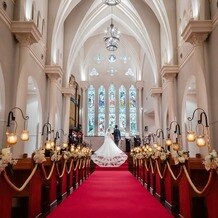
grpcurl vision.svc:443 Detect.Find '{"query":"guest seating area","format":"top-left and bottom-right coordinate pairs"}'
top-left (130, 153), bottom-right (218, 218)
top-left (0, 154), bottom-right (92, 218)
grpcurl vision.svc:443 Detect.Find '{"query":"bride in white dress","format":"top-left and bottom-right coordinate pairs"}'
top-left (91, 128), bottom-right (128, 167)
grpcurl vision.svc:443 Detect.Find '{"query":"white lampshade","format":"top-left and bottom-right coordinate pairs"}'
top-left (187, 131), bottom-right (196, 142)
top-left (196, 135), bottom-right (206, 147)
top-left (7, 133), bottom-right (18, 145)
top-left (21, 130), bottom-right (29, 141)
top-left (165, 138), bottom-right (172, 146)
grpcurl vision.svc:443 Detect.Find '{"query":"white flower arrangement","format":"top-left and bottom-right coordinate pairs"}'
top-left (160, 150), bottom-right (170, 161)
top-left (62, 151), bottom-right (71, 160)
top-left (172, 150), bottom-right (189, 165)
top-left (135, 153), bottom-right (144, 160)
top-left (0, 147), bottom-right (17, 174)
top-left (33, 148), bottom-right (46, 164)
top-left (203, 150), bottom-right (218, 172)
top-left (51, 150), bottom-right (62, 162)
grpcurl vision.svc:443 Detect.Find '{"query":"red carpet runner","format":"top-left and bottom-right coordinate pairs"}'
top-left (48, 167), bottom-right (173, 218)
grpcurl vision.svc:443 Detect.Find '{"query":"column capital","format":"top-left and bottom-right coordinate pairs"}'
top-left (45, 65), bottom-right (63, 80)
top-left (11, 21), bottom-right (42, 46)
top-left (79, 81), bottom-right (89, 91)
top-left (149, 87), bottom-right (162, 97)
top-left (161, 65), bottom-right (179, 80)
top-left (181, 20), bottom-right (212, 46)
top-left (62, 87), bottom-right (76, 97)
top-left (135, 80), bottom-right (144, 90)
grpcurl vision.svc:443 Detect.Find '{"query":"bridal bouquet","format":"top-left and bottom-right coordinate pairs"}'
top-left (203, 150), bottom-right (218, 172)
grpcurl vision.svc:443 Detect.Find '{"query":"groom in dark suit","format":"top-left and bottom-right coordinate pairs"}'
top-left (113, 124), bottom-right (121, 146)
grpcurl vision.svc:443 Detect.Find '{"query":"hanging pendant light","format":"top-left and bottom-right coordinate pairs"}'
top-left (104, 21), bottom-right (120, 51)
top-left (102, 0), bottom-right (121, 6)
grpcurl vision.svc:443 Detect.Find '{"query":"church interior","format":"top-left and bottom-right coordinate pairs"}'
top-left (0, 0), bottom-right (218, 217)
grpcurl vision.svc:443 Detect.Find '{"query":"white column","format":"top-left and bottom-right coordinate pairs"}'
top-left (80, 81), bottom-right (89, 136)
top-left (181, 20), bottom-right (212, 155)
top-left (150, 87), bottom-right (162, 129)
top-left (45, 66), bottom-right (63, 129)
top-left (10, 21), bottom-right (41, 158)
top-left (181, 20), bottom-right (212, 111)
top-left (136, 81), bottom-right (144, 138)
top-left (161, 65), bottom-right (179, 122)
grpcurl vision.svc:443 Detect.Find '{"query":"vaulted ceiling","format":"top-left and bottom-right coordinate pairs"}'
top-left (49, 0), bottom-right (176, 87)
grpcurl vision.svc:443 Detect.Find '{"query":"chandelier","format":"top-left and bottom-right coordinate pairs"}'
top-left (104, 20), bottom-right (120, 51)
top-left (102, 0), bottom-right (121, 6)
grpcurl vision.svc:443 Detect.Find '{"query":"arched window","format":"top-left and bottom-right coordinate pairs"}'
top-left (87, 85), bottom-right (95, 136)
top-left (98, 85), bottom-right (105, 136)
top-left (42, 19), bottom-right (45, 35)
top-left (119, 85), bottom-right (126, 135)
top-left (129, 85), bottom-right (137, 135)
top-left (108, 84), bottom-right (116, 128)
top-left (37, 11), bottom-right (41, 28)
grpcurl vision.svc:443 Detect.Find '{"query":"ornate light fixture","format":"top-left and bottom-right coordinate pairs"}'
top-left (186, 108), bottom-right (210, 149)
top-left (104, 19), bottom-right (121, 51)
top-left (166, 121), bottom-right (181, 151)
top-left (6, 107), bottom-right (29, 145)
top-left (54, 129), bottom-right (68, 150)
top-left (102, 0), bottom-right (121, 6)
top-left (41, 122), bottom-right (54, 151)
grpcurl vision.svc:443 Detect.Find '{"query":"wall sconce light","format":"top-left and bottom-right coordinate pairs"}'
top-left (6, 107), bottom-right (29, 145)
top-left (187, 108), bottom-right (210, 149)
top-left (166, 121), bottom-right (181, 151)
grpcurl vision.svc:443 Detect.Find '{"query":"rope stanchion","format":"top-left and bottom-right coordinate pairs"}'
top-left (144, 159), bottom-right (149, 171)
top-left (155, 159), bottom-right (167, 179)
top-left (183, 165), bottom-right (214, 195)
top-left (66, 159), bottom-right (74, 174)
top-left (41, 162), bottom-right (55, 180)
top-left (82, 158), bottom-right (86, 169)
top-left (78, 158), bottom-right (83, 169)
top-left (74, 159), bottom-right (80, 171)
top-left (3, 164), bottom-right (38, 192)
top-left (56, 160), bottom-right (67, 178)
top-left (150, 159), bottom-right (154, 174)
top-left (166, 161), bottom-right (182, 181)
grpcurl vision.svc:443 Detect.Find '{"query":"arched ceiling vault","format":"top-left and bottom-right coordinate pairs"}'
top-left (51, 0), bottom-right (173, 86)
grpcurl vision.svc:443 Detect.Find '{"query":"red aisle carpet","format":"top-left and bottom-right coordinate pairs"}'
top-left (48, 166), bottom-right (173, 218)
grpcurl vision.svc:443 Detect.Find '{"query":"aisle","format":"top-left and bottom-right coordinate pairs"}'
top-left (48, 170), bottom-right (173, 218)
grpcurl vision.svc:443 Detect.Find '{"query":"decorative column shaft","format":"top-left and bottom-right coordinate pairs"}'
top-left (150, 87), bottom-right (162, 129)
top-left (181, 20), bottom-right (212, 109)
top-left (62, 87), bottom-right (75, 136)
top-left (136, 81), bottom-right (144, 138)
top-left (161, 65), bottom-right (179, 122)
top-left (45, 66), bottom-right (63, 129)
top-left (80, 81), bottom-right (89, 136)
top-left (11, 21), bottom-right (41, 157)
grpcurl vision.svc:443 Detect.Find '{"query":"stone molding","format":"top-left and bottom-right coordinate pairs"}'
top-left (79, 81), bottom-right (89, 91)
top-left (181, 20), bottom-right (212, 46)
top-left (161, 65), bottom-right (179, 81)
top-left (149, 87), bottom-right (162, 97)
top-left (45, 65), bottom-right (63, 80)
top-left (135, 80), bottom-right (144, 90)
top-left (11, 21), bottom-right (42, 45)
top-left (62, 87), bottom-right (76, 97)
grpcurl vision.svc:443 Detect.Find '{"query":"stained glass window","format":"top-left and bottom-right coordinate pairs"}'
top-left (129, 85), bottom-right (137, 134)
top-left (119, 85), bottom-right (126, 135)
top-left (98, 86), bottom-right (105, 135)
top-left (87, 85), bottom-right (95, 136)
top-left (108, 84), bottom-right (116, 128)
